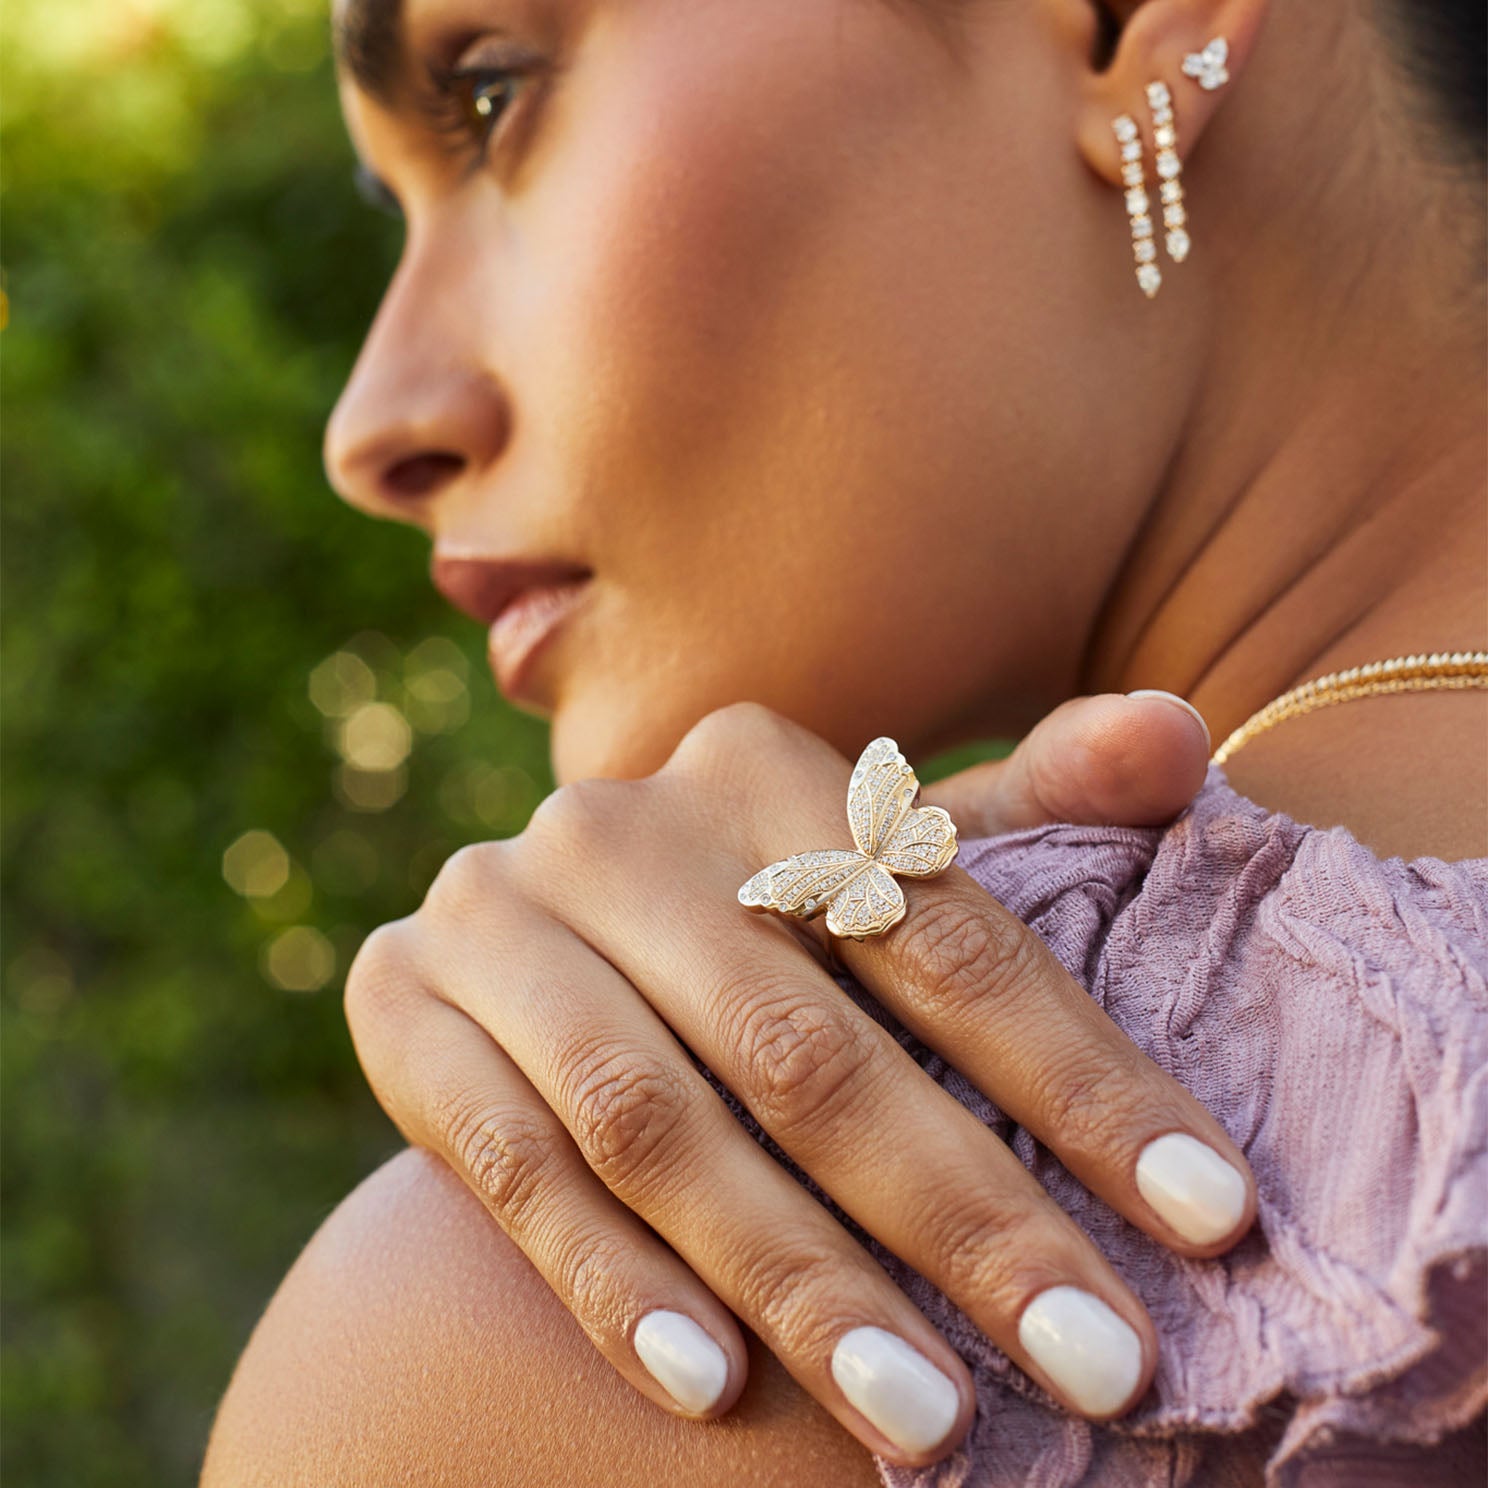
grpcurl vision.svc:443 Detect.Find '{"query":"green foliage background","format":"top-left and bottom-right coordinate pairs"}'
top-left (0, 5), bottom-right (1011, 1483)
top-left (3, 3), bottom-right (553, 1481)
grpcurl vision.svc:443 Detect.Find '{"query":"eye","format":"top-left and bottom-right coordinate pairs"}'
top-left (420, 59), bottom-right (535, 166)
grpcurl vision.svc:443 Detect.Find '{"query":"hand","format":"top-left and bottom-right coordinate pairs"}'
top-left (344, 693), bottom-right (1250, 1469)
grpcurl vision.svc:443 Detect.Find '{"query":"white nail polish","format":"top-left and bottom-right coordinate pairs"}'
top-left (1126, 689), bottom-right (1211, 751)
top-left (1136, 1132), bottom-right (1248, 1245)
top-left (1017, 1287), bottom-right (1144, 1416)
top-left (830, 1326), bottom-right (961, 1455)
top-left (633, 1310), bottom-right (729, 1413)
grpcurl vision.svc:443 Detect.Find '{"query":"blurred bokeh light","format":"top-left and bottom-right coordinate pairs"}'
top-left (0, 4), bottom-right (1008, 1484)
top-left (1, 3), bottom-right (553, 1482)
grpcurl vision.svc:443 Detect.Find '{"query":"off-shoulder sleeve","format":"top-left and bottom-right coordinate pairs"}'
top-left (698, 766), bottom-right (1488, 1487)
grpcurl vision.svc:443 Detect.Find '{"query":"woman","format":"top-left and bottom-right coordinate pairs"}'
top-left (201, 0), bottom-right (1486, 1483)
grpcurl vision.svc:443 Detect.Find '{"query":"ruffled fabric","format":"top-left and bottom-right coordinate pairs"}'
top-left (701, 766), bottom-right (1488, 1486)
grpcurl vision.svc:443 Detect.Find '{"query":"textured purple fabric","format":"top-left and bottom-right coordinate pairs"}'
top-left (701, 766), bottom-right (1488, 1486)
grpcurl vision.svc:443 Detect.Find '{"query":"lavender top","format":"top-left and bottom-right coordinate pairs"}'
top-left (703, 766), bottom-right (1488, 1486)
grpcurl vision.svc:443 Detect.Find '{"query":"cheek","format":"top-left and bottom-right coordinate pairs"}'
top-left (515, 1), bottom-right (1125, 780)
top-left (523, 2), bottom-right (901, 488)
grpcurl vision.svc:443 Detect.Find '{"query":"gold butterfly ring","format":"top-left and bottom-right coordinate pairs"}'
top-left (737, 737), bottom-right (960, 941)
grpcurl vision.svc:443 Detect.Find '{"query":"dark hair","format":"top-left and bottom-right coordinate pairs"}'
top-left (967, 1), bottom-right (1487, 177)
top-left (1374, 0), bottom-right (1487, 173)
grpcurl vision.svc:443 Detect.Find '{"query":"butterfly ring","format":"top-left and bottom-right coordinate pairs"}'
top-left (737, 737), bottom-right (959, 941)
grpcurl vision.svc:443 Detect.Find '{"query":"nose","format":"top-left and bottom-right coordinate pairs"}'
top-left (323, 240), bottom-right (512, 528)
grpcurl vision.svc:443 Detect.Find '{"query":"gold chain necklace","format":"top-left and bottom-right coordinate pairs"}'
top-left (1210, 650), bottom-right (1488, 765)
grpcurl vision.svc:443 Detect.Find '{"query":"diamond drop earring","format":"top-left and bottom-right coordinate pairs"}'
top-left (1145, 81), bottom-right (1190, 264)
top-left (1112, 113), bottom-right (1161, 297)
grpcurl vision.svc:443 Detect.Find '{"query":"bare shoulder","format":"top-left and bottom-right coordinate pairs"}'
top-left (1220, 687), bottom-right (1488, 863)
top-left (199, 1146), bottom-right (878, 1488)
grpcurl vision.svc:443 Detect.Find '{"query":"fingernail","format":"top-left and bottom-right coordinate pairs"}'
top-left (831, 1326), bottom-right (961, 1455)
top-left (633, 1310), bottom-right (730, 1413)
top-left (1136, 1132), bottom-right (1249, 1245)
top-left (1017, 1286), bottom-right (1144, 1416)
top-left (1126, 689), bottom-right (1211, 752)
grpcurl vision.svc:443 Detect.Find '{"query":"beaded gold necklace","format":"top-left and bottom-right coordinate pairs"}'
top-left (1211, 651), bottom-right (1488, 765)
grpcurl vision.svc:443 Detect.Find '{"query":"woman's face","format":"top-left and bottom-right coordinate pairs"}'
top-left (325, 0), bottom-right (1160, 783)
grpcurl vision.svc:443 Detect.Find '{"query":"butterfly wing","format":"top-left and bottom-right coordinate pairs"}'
top-left (741, 737), bottom-right (955, 941)
top-left (846, 737), bottom-right (923, 858)
top-left (824, 861), bottom-right (906, 940)
top-left (738, 849), bottom-right (872, 920)
top-left (877, 804), bottom-right (959, 879)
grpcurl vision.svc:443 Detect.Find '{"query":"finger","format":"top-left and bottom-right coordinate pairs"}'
top-left (526, 842), bottom-right (1159, 1421)
top-left (689, 732), bottom-right (1256, 1260)
top-left (387, 909), bottom-right (979, 1466)
top-left (919, 691), bottom-right (1211, 837)
top-left (839, 864), bottom-right (1258, 1256)
top-left (345, 943), bottom-right (748, 1423)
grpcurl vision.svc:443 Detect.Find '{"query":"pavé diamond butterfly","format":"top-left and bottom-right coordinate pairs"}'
top-left (737, 737), bottom-right (959, 941)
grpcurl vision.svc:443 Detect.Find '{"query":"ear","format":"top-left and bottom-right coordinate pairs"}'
top-left (1068, 0), bottom-right (1271, 188)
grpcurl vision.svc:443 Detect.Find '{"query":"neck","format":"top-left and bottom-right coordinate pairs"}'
top-left (1081, 33), bottom-right (1487, 745)
top-left (1078, 229), bottom-right (1488, 861)
top-left (1084, 339), bottom-right (1486, 747)
top-left (930, 1), bottom-right (1487, 775)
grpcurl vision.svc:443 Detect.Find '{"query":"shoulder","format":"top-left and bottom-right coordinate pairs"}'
top-left (200, 1147), bottom-right (547, 1487)
top-left (200, 1146), bottom-right (876, 1488)
top-left (1216, 684), bottom-right (1488, 862)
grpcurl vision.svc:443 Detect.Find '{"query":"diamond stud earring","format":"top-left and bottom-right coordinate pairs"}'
top-left (1145, 81), bottom-right (1190, 263)
top-left (1181, 37), bottom-right (1230, 91)
top-left (1112, 113), bottom-right (1161, 297)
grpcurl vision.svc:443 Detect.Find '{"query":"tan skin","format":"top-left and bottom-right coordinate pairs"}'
top-left (201, 0), bottom-right (1485, 1482)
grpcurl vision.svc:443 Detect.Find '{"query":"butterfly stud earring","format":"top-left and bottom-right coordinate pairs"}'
top-left (738, 737), bottom-right (959, 941)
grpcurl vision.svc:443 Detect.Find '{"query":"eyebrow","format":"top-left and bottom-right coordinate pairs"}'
top-left (333, 0), bottom-right (407, 107)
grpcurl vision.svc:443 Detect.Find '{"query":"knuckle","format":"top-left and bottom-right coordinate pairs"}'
top-left (426, 840), bottom-right (505, 911)
top-left (439, 1090), bottom-right (561, 1236)
top-left (926, 1189), bottom-right (1053, 1309)
top-left (343, 918), bottom-right (418, 1031)
top-left (737, 1244), bottom-right (847, 1356)
top-left (560, 1042), bottom-right (690, 1198)
top-left (1036, 1047), bottom-right (1143, 1152)
top-left (668, 700), bottom-right (795, 772)
top-left (724, 984), bottom-right (877, 1140)
top-left (520, 777), bottom-right (636, 856)
top-left (556, 1230), bottom-right (635, 1340)
top-left (895, 893), bottom-right (1046, 1020)
top-left (342, 922), bottom-right (429, 1111)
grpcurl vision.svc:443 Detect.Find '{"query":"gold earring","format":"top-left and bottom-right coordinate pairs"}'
top-left (1112, 113), bottom-right (1161, 297)
top-left (1145, 80), bottom-right (1190, 263)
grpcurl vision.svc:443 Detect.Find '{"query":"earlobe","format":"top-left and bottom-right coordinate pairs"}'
top-left (1071, 0), bottom-right (1270, 188)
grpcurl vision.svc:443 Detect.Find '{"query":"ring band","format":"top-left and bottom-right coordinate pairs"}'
top-left (737, 736), bottom-right (959, 941)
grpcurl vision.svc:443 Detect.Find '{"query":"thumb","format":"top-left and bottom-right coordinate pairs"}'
top-left (919, 691), bottom-right (1211, 839)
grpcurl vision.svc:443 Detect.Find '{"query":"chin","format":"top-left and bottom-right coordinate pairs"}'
top-left (547, 688), bottom-right (693, 786)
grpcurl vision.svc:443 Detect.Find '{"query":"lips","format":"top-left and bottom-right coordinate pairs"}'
top-left (487, 577), bottom-right (590, 704)
top-left (431, 553), bottom-right (592, 709)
